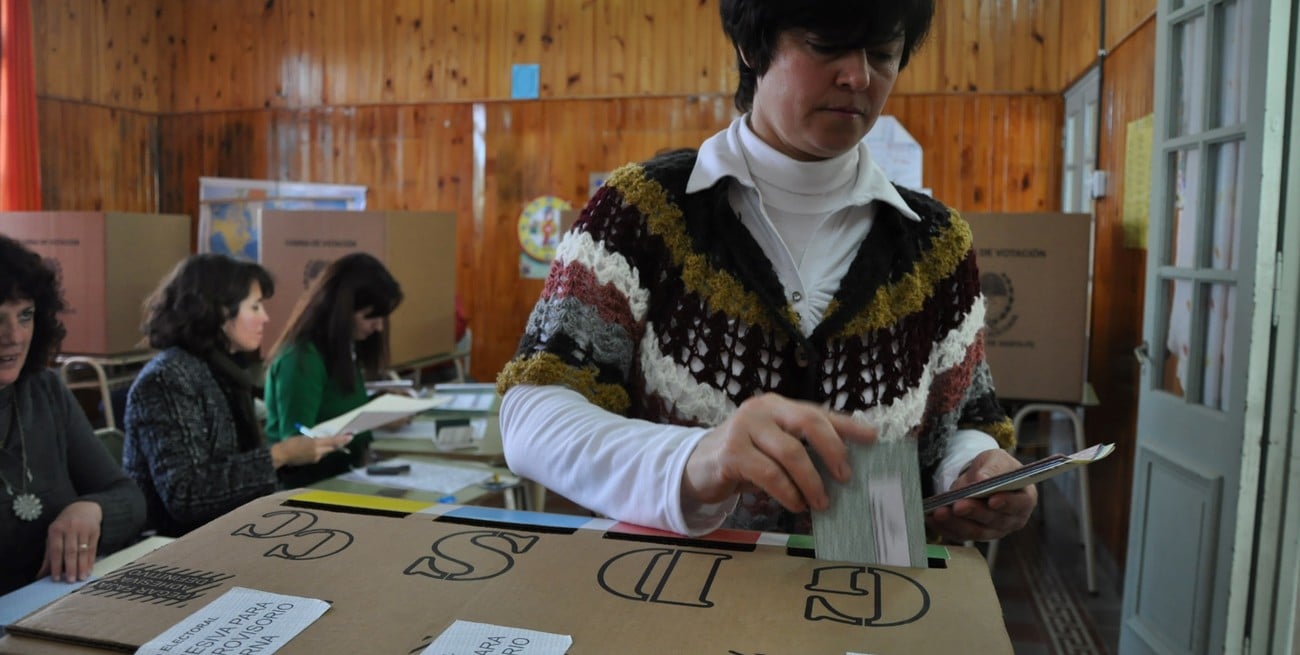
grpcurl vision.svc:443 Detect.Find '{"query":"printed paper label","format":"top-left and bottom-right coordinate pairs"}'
top-left (420, 620), bottom-right (572, 655)
top-left (136, 586), bottom-right (330, 655)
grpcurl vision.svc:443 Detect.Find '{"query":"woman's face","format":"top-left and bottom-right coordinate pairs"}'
top-left (352, 307), bottom-right (385, 342)
top-left (0, 298), bottom-right (35, 388)
top-left (222, 281), bottom-right (270, 353)
top-left (749, 28), bottom-right (904, 161)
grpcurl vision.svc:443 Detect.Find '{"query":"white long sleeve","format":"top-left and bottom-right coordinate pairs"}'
top-left (935, 429), bottom-right (1002, 492)
top-left (499, 384), bottom-right (736, 536)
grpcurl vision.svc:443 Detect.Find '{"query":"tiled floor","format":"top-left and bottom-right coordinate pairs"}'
top-left (991, 482), bottom-right (1123, 654)
top-left (991, 413), bottom-right (1124, 654)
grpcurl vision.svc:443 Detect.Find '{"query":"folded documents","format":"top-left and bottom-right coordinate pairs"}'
top-left (310, 394), bottom-right (447, 436)
top-left (923, 443), bottom-right (1115, 512)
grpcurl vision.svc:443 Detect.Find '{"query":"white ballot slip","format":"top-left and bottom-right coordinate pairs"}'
top-left (923, 443), bottom-right (1116, 512)
top-left (310, 394), bottom-right (447, 436)
top-left (420, 620), bottom-right (572, 655)
top-left (136, 586), bottom-right (329, 655)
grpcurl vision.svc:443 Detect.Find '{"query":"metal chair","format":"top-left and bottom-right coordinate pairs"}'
top-left (94, 427), bottom-right (126, 466)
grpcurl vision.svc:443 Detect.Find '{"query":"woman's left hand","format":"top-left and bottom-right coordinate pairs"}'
top-left (926, 449), bottom-right (1038, 542)
top-left (38, 500), bottom-right (103, 582)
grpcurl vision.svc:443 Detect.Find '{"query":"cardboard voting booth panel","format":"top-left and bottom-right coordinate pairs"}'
top-left (4, 491), bottom-right (1012, 654)
top-left (965, 212), bottom-right (1092, 403)
top-left (258, 210), bottom-right (458, 366)
top-left (0, 212), bottom-right (191, 355)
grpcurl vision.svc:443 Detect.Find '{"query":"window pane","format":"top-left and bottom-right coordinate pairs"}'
top-left (1063, 169), bottom-right (1075, 212)
top-left (1162, 278), bottom-right (1190, 399)
top-left (1083, 101), bottom-right (1097, 159)
top-left (1065, 114), bottom-right (1078, 165)
top-left (1211, 0), bottom-right (1251, 129)
top-left (1083, 162), bottom-right (1095, 206)
top-left (1200, 283), bottom-right (1235, 411)
top-left (1164, 147), bottom-right (1201, 267)
top-left (1204, 139), bottom-right (1244, 271)
top-left (1170, 13), bottom-right (1207, 138)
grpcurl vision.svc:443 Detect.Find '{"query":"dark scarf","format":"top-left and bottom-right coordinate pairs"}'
top-left (203, 349), bottom-right (264, 452)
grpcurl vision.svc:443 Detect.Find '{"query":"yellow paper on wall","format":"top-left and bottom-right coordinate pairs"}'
top-left (1123, 114), bottom-right (1154, 249)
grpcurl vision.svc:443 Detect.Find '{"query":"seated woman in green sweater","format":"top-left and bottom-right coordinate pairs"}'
top-left (264, 253), bottom-right (404, 487)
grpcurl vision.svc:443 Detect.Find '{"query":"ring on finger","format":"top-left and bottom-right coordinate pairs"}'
top-left (77, 543), bottom-right (88, 551)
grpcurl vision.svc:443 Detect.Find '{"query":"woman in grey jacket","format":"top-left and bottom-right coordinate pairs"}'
top-left (123, 254), bottom-right (349, 537)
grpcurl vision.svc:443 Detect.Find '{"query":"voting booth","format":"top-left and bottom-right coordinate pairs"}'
top-left (257, 210), bottom-right (459, 366)
top-left (0, 212), bottom-right (191, 355)
top-left (1, 490), bottom-right (1012, 654)
top-left (965, 212), bottom-right (1093, 403)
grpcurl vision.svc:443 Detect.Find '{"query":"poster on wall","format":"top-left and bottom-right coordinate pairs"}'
top-left (588, 171), bottom-right (610, 199)
top-left (518, 195), bottom-right (572, 279)
top-left (864, 116), bottom-right (929, 195)
top-left (198, 177), bottom-right (368, 261)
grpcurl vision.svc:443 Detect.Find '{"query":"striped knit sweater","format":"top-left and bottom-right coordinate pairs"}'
top-left (498, 149), bottom-right (1013, 531)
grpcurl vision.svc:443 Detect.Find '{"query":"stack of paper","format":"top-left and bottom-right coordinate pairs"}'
top-left (922, 443), bottom-right (1116, 512)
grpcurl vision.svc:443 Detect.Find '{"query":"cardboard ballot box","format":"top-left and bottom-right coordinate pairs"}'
top-left (0, 212), bottom-right (191, 355)
top-left (258, 210), bottom-right (458, 366)
top-left (2, 491), bottom-right (1011, 654)
top-left (965, 212), bottom-right (1092, 403)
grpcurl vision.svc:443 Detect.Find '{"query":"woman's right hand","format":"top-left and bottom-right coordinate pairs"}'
top-left (270, 434), bottom-right (354, 468)
top-left (682, 393), bottom-right (877, 513)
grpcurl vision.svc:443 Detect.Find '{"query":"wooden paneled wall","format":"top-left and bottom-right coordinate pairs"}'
top-left (36, 99), bottom-right (158, 212)
top-left (33, 0), bottom-right (164, 112)
top-left (34, 0), bottom-right (1112, 109)
top-left (1087, 16), bottom-right (1156, 568)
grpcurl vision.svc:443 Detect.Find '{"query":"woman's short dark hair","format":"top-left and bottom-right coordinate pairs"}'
top-left (268, 252), bottom-right (403, 391)
top-left (144, 254), bottom-right (275, 354)
top-left (720, 0), bottom-right (935, 112)
top-left (0, 235), bottom-right (68, 380)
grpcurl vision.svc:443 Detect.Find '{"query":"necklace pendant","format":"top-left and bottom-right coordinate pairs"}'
top-left (13, 492), bottom-right (42, 521)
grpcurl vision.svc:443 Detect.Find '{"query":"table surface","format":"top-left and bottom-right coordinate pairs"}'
top-left (369, 413), bottom-right (506, 466)
top-left (307, 453), bottom-right (518, 505)
top-left (0, 535), bottom-right (175, 630)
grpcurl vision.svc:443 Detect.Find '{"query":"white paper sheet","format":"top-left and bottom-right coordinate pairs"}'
top-left (374, 419), bottom-right (439, 440)
top-left (310, 395), bottom-right (447, 436)
top-left (136, 587), bottom-right (329, 655)
top-left (434, 393), bottom-right (496, 412)
top-left (338, 458), bottom-right (495, 494)
top-left (420, 620), bottom-right (572, 655)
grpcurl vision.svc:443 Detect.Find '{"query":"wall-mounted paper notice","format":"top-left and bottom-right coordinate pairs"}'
top-left (136, 587), bottom-right (329, 655)
top-left (421, 620), bottom-right (572, 655)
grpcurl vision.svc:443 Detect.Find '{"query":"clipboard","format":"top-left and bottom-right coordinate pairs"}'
top-left (922, 443), bottom-right (1115, 512)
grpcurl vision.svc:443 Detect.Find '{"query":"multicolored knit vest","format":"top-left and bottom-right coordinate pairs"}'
top-left (499, 149), bottom-right (1013, 533)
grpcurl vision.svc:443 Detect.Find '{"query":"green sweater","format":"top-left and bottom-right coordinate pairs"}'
top-left (264, 342), bottom-right (372, 487)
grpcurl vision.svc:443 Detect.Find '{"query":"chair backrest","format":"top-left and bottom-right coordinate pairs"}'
top-left (94, 427), bottom-right (126, 466)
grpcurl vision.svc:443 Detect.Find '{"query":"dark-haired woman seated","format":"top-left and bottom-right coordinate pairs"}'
top-left (0, 235), bottom-right (145, 594)
top-left (123, 254), bottom-right (351, 537)
top-left (264, 252), bottom-right (403, 487)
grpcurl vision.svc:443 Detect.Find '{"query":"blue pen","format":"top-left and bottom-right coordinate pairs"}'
top-left (296, 423), bottom-right (352, 455)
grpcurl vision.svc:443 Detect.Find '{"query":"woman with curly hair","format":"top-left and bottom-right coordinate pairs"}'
top-left (264, 252), bottom-right (404, 487)
top-left (0, 235), bottom-right (145, 594)
top-left (123, 254), bottom-right (350, 537)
